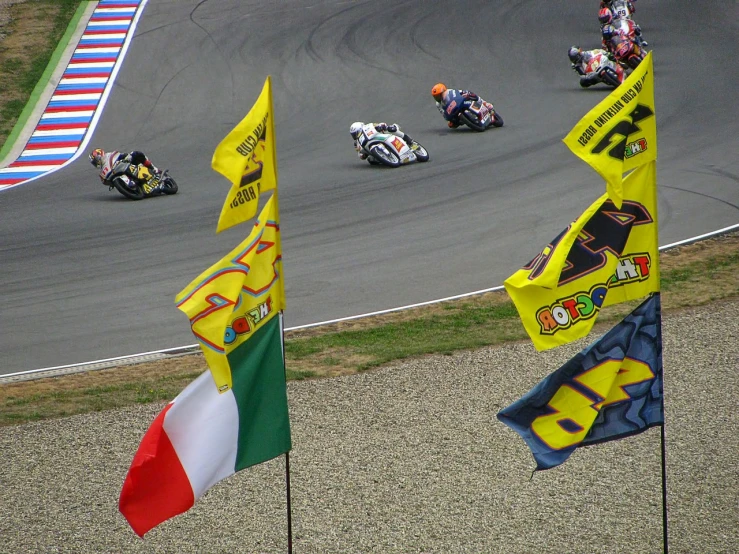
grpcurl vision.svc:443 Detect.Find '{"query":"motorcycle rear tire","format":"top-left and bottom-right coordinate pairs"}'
top-left (459, 112), bottom-right (486, 132)
top-left (112, 177), bottom-right (145, 200)
top-left (368, 144), bottom-right (401, 167)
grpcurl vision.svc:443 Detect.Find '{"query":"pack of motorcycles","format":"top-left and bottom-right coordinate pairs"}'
top-left (354, 0), bottom-right (649, 169)
top-left (572, 1), bottom-right (649, 89)
top-left (107, 0), bottom-right (650, 195)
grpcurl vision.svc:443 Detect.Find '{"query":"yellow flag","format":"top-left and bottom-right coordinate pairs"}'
top-left (504, 162), bottom-right (659, 350)
top-left (602, 161), bottom-right (660, 306)
top-left (175, 194), bottom-right (285, 392)
top-left (212, 76), bottom-right (278, 233)
top-left (504, 193), bottom-right (615, 351)
top-left (563, 52), bottom-right (656, 207)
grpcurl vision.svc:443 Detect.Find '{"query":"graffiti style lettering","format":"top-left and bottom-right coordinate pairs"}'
top-left (624, 138), bottom-right (648, 158)
top-left (591, 103), bottom-right (654, 161)
top-left (557, 199), bottom-right (652, 285)
top-left (175, 223), bottom-right (280, 353)
top-left (531, 358), bottom-right (655, 450)
top-left (536, 285), bottom-right (608, 334)
top-left (224, 297), bottom-right (274, 345)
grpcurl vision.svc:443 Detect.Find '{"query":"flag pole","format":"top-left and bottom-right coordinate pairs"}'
top-left (285, 451), bottom-right (293, 554)
top-left (660, 425), bottom-right (669, 553)
top-left (278, 310), bottom-right (293, 554)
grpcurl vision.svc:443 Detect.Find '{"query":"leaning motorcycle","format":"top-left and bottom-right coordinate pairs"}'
top-left (442, 90), bottom-right (504, 132)
top-left (604, 19), bottom-right (648, 70)
top-left (100, 161), bottom-right (178, 200)
top-left (611, 35), bottom-right (646, 70)
top-left (354, 124), bottom-right (429, 168)
top-left (578, 50), bottom-right (624, 88)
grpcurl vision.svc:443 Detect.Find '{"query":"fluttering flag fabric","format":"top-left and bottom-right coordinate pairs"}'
top-left (119, 314), bottom-right (292, 536)
top-left (602, 160), bottom-right (660, 307)
top-left (212, 76), bottom-right (278, 233)
top-left (497, 294), bottom-right (663, 470)
top-left (504, 160), bottom-right (660, 351)
top-left (563, 52), bottom-right (656, 207)
top-left (175, 194), bottom-right (285, 392)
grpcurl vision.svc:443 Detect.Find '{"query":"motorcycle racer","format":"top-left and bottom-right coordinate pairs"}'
top-left (568, 46), bottom-right (623, 87)
top-left (349, 122), bottom-right (416, 160)
top-left (89, 148), bottom-right (161, 188)
top-left (601, 19), bottom-right (647, 59)
top-left (600, 0), bottom-right (636, 19)
top-left (430, 83), bottom-right (503, 129)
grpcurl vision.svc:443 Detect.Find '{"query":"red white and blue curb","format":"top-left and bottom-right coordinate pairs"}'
top-left (0, 0), bottom-right (149, 191)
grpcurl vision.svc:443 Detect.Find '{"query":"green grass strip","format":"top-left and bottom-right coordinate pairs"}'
top-left (0, 0), bottom-right (88, 163)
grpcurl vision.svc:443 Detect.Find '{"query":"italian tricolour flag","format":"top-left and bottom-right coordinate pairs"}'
top-left (119, 316), bottom-right (291, 537)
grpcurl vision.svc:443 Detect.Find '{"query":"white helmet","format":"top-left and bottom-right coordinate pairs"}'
top-left (349, 121), bottom-right (364, 139)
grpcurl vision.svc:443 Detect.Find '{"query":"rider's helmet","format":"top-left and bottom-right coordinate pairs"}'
top-left (598, 7), bottom-right (613, 25)
top-left (601, 24), bottom-right (616, 41)
top-left (431, 83), bottom-right (447, 102)
top-left (89, 148), bottom-right (104, 168)
top-left (568, 46), bottom-right (583, 64)
top-left (349, 122), bottom-right (364, 140)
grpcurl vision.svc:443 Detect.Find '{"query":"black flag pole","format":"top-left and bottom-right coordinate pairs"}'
top-left (285, 451), bottom-right (293, 554)
top-left (660, 424), bottom-right (669, 554)
top-left (279, 312), bottom-right (294, 554)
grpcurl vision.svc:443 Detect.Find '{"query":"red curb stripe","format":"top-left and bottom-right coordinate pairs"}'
top-left (25, 141), bottom-right (81, 149)
top-left (45, 105), bottom-right (98, 112)
top-left (36, 122), bottom-right (91, 130)
top-left (54, 88), bottom-right (106, 96)
top-left (9, 160), bottom-right (68, 167)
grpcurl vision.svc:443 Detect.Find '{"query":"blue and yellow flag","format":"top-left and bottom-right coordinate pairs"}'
top-left (175, 194), bottom-right (285, 392)
top-left (504, 161), bottom-right (659, 351)
top-left (212, 76), bottom-right (278, 233)
top-left (497, 294), bottom-right (663, 470)
top-left (563, 52), bottom-right (656, 207)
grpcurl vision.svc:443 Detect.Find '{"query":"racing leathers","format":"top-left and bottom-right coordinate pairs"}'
top-left (571, 48), bottom-right (616, 87)
top-left (353, 123), bottom-right (415, 160)
top-left (97, 150), bottom-right (160, 188)
top-left (435, 89), bottom-right (497, 128)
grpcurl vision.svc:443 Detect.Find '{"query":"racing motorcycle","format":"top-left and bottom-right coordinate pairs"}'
top-left (577, 50), bottom-right (625, 88)
top-left (603, 19), bottom-right (648, 69)
top-left (353, 123), bottom-right (429, 168)
top-left (442, 90), bottom-right (504, 132)
top-left (99, 159), bottom-right (178, 200)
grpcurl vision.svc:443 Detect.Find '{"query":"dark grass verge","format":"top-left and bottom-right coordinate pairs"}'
top-left (0, 0), bottom-right (83, 152)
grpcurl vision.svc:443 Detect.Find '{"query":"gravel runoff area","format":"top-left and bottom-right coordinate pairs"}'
top-left (1, 299), bottom-right (736, 554)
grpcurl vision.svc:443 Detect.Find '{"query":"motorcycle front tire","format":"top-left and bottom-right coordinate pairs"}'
top-left (411, 142), bottom-right (430, 162)
top-left (112, 177), bottom-right (145, 200)
top-left (161, 176), bottom-right (178, 195)
top-left (491, 112), bottom-right (504, 127)
top-left (600, 68), bottom-right (621, 88)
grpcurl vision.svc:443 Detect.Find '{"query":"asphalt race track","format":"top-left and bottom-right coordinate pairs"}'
top-left (1, 0), bottom-right (737, 375)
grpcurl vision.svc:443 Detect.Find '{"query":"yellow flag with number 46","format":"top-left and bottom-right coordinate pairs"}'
top-left (563, 52), bottom-right (656, 208)
top-left (212, 76), bottom-right (278, 233)
top-left (175, 194), bottom-right (285, 392)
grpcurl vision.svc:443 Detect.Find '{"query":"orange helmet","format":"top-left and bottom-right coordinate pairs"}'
top-left (431, 82), bottom-right (447, 101)
top-left (89, 148), bottom-right (104, 168)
